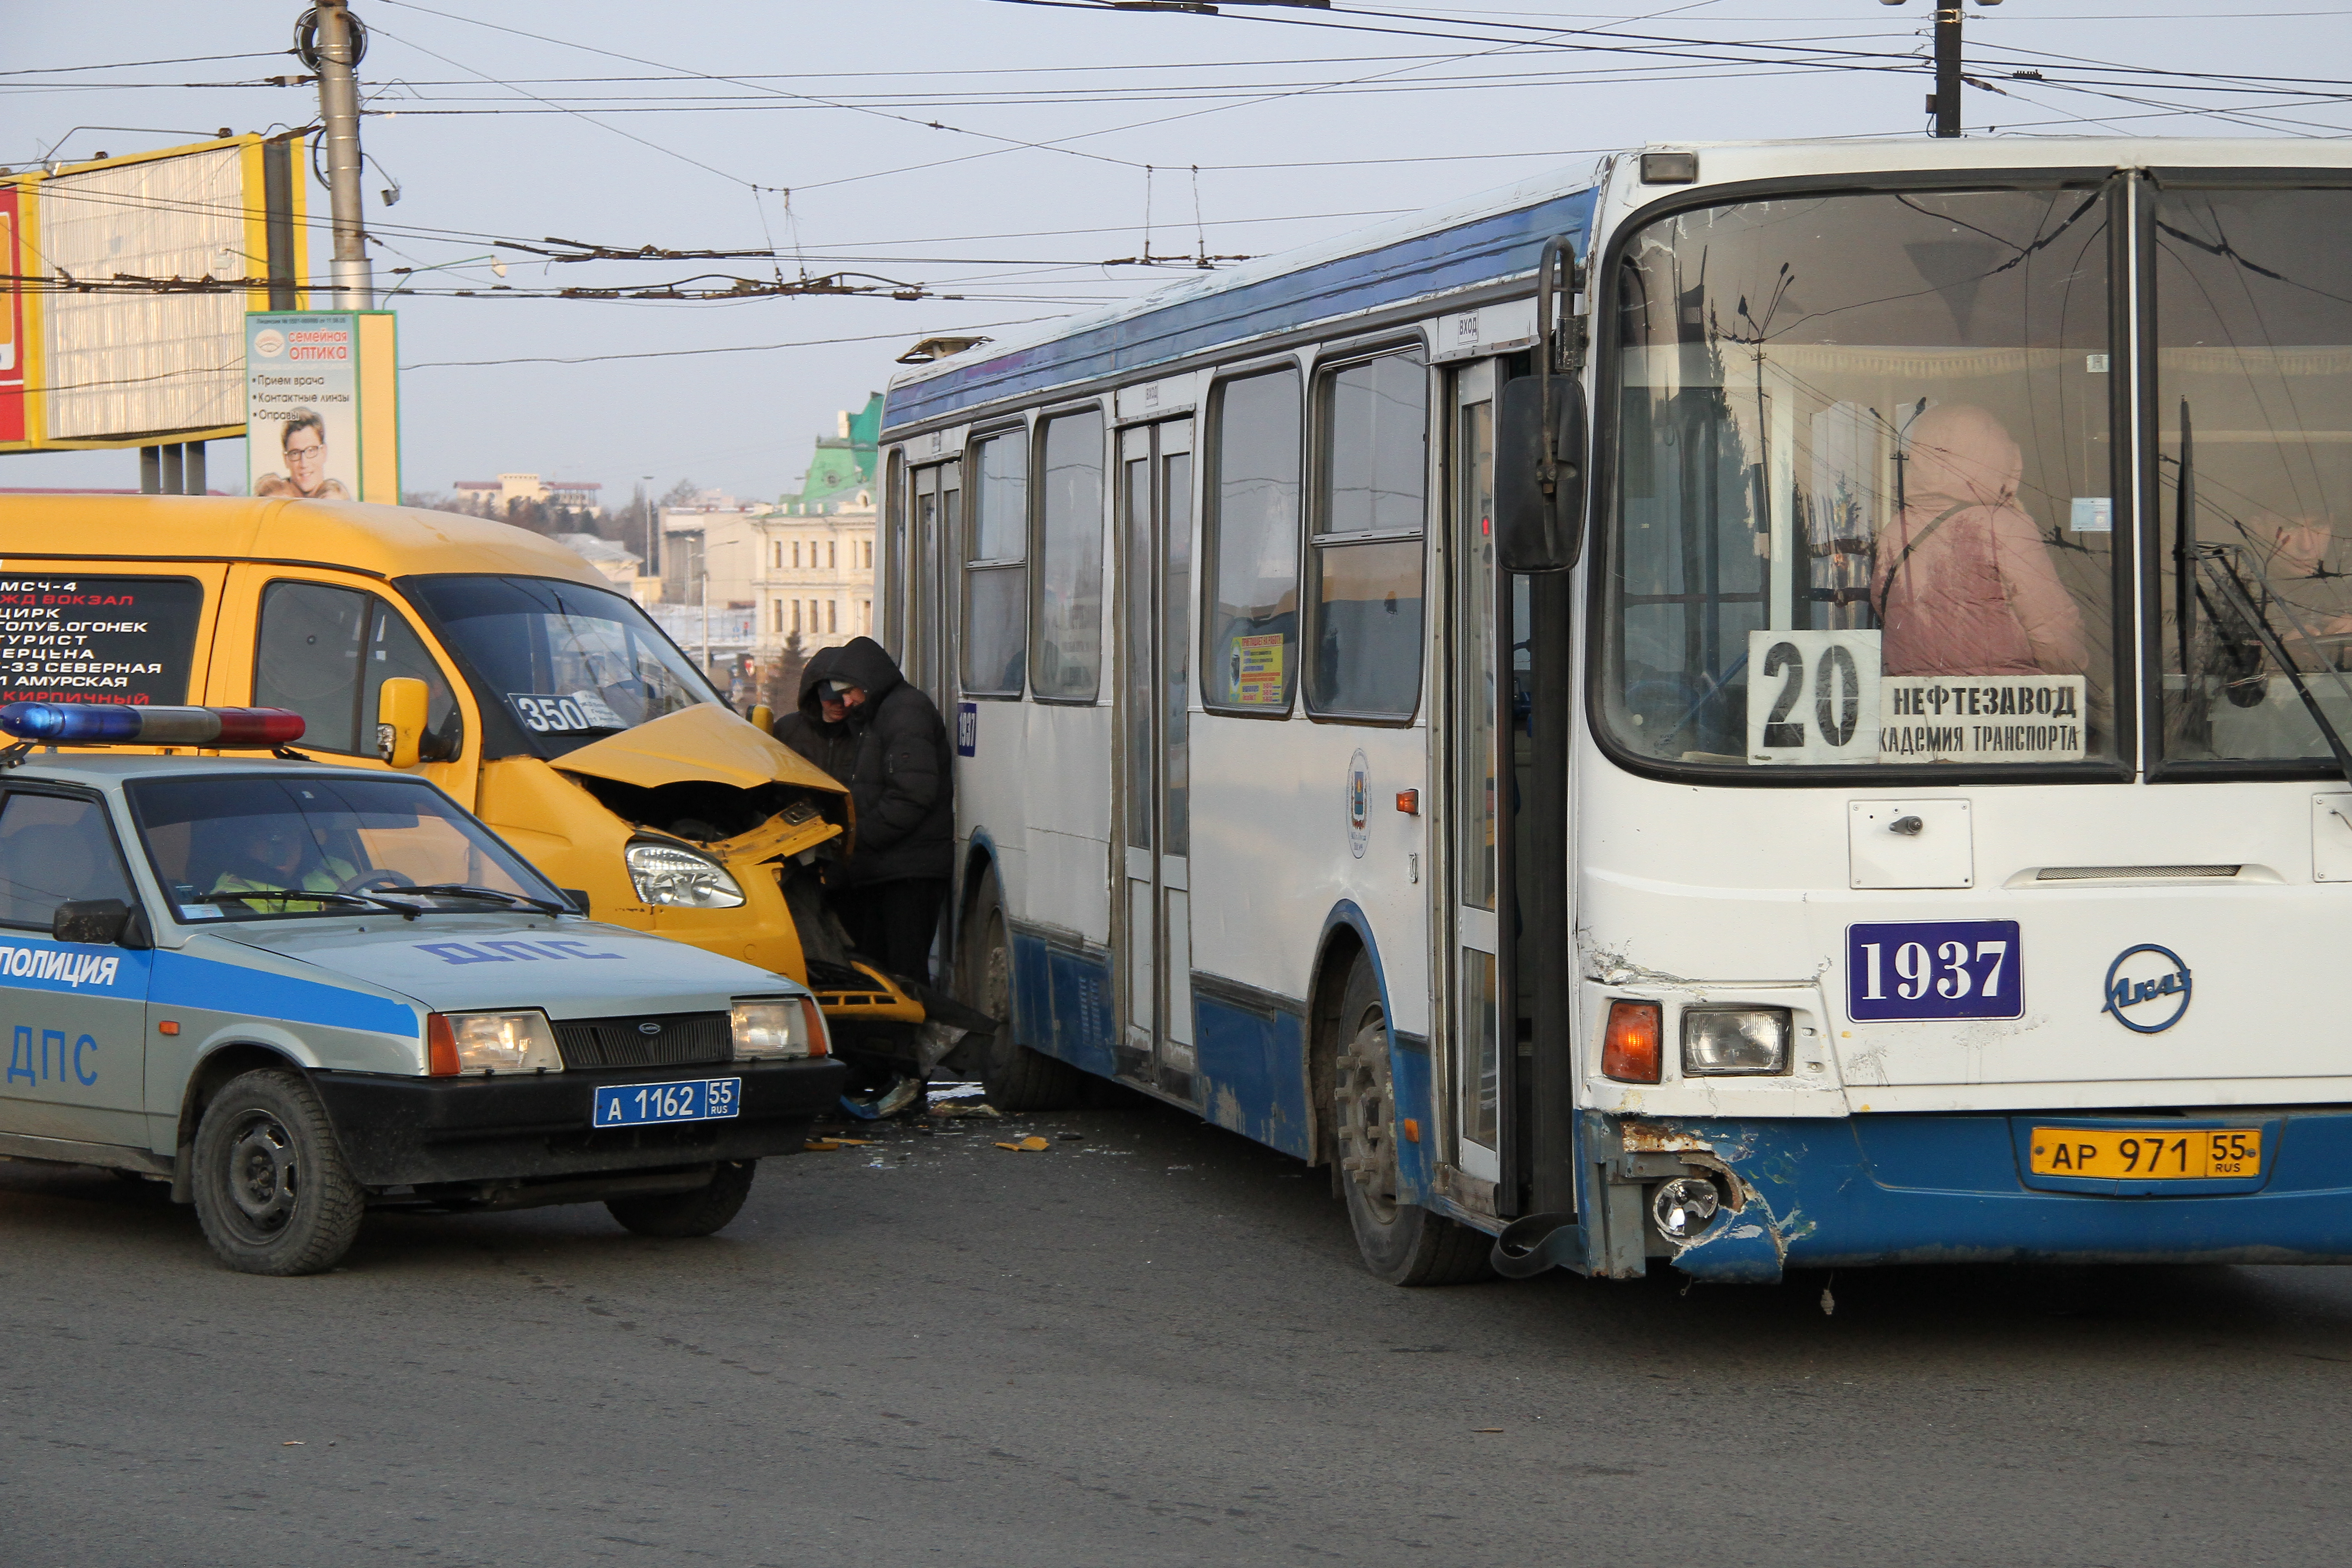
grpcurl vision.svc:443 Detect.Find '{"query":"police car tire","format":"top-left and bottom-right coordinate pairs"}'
top-left (605, 1158), bottom-right (756, 1238)
top-left (1332, 954), bottom-right (1493, 1289)
top-left (191, 1068), bottom-right (365, 1277)
top-left (964, 882), bottom-right (1080, 1112)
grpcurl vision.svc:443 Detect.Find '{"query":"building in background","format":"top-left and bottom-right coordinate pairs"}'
top-left (660, 394), bottom-right (882, 709)
top-left (451, 473), bottom-right (604, 518)
top-left (551, 531), bottom-right (655, 605)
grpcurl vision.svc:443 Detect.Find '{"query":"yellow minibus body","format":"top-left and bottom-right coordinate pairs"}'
top-left (0, 495), bottom-right (920, 1027)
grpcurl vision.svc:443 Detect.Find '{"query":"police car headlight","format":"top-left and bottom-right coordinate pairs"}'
top-left (1681, 1007), bottom-right (1790, 1076)
top-left (732, 996), bottom-right (827, 1060)
top-left (428, 1010), bottom-right (563, 1075)
top-left (625, 842), bottom-right (745, 908)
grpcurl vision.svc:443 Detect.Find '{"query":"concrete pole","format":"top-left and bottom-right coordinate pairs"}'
top-left (1932, 4), bottom-right (1962, 137)
top-left (313, 1), bottom-right (374, 308)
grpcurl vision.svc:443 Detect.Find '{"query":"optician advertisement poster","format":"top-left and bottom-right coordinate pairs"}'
top-left (244, 310), bottom-right (399, 503)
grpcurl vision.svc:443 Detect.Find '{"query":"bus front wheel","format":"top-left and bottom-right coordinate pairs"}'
top-left (1330, 953), bottom-right (1492, 1287)
top-left (963, 879), bottom-right (1080, 1112)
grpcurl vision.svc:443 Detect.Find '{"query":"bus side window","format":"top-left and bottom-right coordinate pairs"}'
top-left (1033, 408), bottom-right (1106, 701)
top-left (1308, 350), bottom-right (1427, 720)
top-left (1203, 367), bottom-right (1303, 714)
top-left (964, 429), bottom-right (1029, 697)
top-left (256, 580), bottom-right (370, 752)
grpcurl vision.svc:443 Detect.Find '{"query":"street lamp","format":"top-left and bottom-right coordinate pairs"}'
top-left (1880, 0), bottom-right (2004, 139)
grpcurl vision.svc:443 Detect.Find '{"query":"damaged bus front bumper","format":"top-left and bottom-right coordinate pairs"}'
top-left (1523, 1109), bottom-right (2352, 1284)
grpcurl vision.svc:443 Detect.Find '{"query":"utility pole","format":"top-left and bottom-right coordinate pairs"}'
top-left (308, 1), bottom-right (373, 307)
top-left (1882, 0), bottom-right (2000, 139)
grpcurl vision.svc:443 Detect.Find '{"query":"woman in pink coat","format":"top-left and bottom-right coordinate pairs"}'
top-left (1871, 404), bottom-right (2087, 677)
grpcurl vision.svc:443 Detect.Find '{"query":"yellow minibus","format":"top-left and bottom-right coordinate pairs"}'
top-left (0, 494), bottom-right (921, 1031)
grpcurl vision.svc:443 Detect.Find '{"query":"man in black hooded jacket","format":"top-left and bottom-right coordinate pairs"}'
top-left (769, 645), bottom-right (857, 784)
top-left (824, 636), bottom-right (954, 981)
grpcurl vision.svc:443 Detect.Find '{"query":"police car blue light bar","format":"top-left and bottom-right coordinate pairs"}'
top-left (0, 702), bottom-right (306, 747)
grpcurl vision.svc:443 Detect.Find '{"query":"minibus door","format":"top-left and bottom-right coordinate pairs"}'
top-left (1446, 362), bottom-right (1506, 1197)
top-left (1116, 418), bottom-right (1197, 1098)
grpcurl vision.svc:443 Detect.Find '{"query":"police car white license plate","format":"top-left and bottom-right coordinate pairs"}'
top-left (593, 1078), bottom-right (741, 1127)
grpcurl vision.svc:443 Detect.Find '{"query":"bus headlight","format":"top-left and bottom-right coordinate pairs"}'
top-left (1681, 1008), bottom-right (1790, 1075)
top-left (427, 1010), bottom-right (562, 1075)
top-left (732, 996), bottom-right (827, 1059)
top-left (626, 841), bottom-right (745, 908)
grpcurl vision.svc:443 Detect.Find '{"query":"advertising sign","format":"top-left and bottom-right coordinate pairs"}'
top-left (245, 310), bottom-right (398, 502)
top-left (0, 186), bottom-right (22, 445)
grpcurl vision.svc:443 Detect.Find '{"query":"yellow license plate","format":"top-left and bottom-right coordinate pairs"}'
top-left (2029, 1127), bottom-right (2263, 1180)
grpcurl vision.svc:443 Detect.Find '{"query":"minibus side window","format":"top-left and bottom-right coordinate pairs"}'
top-left (256, 581), bottom-right (458, 757)
top-left (0, 792), bottom-right (134, 929)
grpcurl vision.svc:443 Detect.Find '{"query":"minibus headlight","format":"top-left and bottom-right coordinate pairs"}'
top-left (626, 842), bottom-right (745, 908)
top-left (427, 1010), bottom-right (562, 1075)
top-left (732, 996), bottom-right (827, 1060)
top-left (1681, 1008), bottom-right (1790, 1075)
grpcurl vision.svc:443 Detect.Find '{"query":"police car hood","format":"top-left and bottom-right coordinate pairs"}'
top-left (208, 916), bottom-right (799, 1016)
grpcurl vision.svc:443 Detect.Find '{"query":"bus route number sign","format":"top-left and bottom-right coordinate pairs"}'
top-left (1846, 919), bottom-right (2022, 1022)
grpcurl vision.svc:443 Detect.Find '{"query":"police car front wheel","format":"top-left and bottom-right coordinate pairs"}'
top-left (192, 1068), bottom-right (365, 1276)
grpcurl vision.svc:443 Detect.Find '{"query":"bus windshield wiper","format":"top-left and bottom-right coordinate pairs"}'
top-left (376, 883), bottom-right (574, 916)
top-left (2191, 544), bottom-right (2352, 789)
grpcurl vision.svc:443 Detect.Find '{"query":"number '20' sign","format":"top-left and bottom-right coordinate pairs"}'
top-left (1847, 919), bottom-right (2023, 1022)
top-left (1747, 630), bottom-right (1882, 764)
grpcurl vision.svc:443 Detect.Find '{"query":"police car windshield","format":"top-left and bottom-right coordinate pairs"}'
top-left (126, 773), bottom-right (564, 923)
top-left (400, 574), bottom-right (724, 760)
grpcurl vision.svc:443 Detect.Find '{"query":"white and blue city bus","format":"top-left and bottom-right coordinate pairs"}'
top-left (880, 137), bottom-right (2352, 1286)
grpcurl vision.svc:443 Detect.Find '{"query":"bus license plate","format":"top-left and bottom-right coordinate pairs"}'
top-left (2028, 1127), bottom-right (2262, 1180)
top-left (593, 1078), bottom-right (741, 1127)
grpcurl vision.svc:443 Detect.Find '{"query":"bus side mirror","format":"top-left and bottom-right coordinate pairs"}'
top-left (1495, 374), bottom-right (1588, 574)
top-left (376, 677), bottom-right (429, 768)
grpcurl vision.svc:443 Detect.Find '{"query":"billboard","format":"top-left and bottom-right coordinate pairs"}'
top-left (245, 311), bottom-right (398, 502)
top-left (0, 134), bottom-right (305, 453)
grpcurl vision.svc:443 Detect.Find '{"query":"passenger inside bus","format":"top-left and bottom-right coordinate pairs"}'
top-left (1870, 403), bottom-right (2087, 678)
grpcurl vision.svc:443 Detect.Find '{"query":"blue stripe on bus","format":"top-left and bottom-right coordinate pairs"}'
top-left (1009, 930), bottom-right (1117, 1081)
top-left (1195, 996), bottom-right (1311, 1161)
top-left (151, 951), bottom-right (420, 1038)
top-left (1651, 1112), bottom-right (2352, 1284)
top-left (884, 188), bottom-right (1597, 431)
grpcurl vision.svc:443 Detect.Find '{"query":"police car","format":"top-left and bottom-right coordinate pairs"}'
top-left (0, 702), bottom-right (844, 1276)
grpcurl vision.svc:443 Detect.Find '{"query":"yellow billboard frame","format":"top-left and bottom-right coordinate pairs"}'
top-left (1, 132), bottom-right (309, 453)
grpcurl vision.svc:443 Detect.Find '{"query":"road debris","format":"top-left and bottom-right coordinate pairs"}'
top-left (804, 1137), bottom-right (877, 1152)
top-left (994, 1136), bottom-right (1052, 1152)
top-left (931, 1102), bottom-right (1002, 1119)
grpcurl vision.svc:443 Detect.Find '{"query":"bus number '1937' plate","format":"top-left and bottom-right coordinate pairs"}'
top-left (1847, 920), bottom-right (2022, 1022)
top-left (593, 1078), bottom-right (741, 1127)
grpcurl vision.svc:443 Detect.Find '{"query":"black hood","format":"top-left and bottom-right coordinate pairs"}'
top-left (795, 645), bottom-right (846, 719)
top-left (830, 636), bottom-right (904, 706)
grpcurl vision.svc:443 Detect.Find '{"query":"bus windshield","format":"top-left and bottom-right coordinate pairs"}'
top-left (1599, 186), bottom-right (2118, 772)
top-left (402, 575), bottom-right (724, 759)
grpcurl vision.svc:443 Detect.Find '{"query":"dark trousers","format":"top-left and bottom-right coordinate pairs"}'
top-left (834, 877), bottom-right (948, 982)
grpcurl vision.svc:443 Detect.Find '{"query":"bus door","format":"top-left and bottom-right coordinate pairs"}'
top-left (1445, 361), bottom-right (1505, 1194)
top-left (1116, 417), bottom-right (1196, 1098)
top-left (908, 460), bottom-right (960, 708)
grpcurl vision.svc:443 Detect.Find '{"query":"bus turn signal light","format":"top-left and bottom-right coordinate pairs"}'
top-left (1602, 1000), bottom-right (1662, 1083)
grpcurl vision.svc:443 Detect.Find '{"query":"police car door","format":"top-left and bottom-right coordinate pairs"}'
top-left (0, 786), bottom-right (152, 1152)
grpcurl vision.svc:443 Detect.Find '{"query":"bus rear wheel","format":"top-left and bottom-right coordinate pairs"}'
top-left (1330, 954), bottom-right (1492, 1287)
top-left (963, 879), bottom-right (1080, 1112)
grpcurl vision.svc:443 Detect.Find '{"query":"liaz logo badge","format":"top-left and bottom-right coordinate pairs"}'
top-left (2103, 943), bottom-right (2191, 1034)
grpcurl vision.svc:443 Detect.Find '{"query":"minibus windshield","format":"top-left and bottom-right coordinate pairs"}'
top-left (129, 773), bottom-right (562, 921)
top-left (1599, 185), bottom-right (2117, 774)
top-left (402, 575), bottom-right (725, 758)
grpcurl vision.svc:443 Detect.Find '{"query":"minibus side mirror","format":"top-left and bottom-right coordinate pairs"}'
top-left (54, 897), bottom-right (148, 949)
top-left (750, 703), bottom-right (774, 734)
top-left (376, 677), bottom-right (429, 768)
top-left (1494, 374), bottom-right (1588, 574)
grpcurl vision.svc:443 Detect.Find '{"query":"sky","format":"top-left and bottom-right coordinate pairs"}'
top-left (6, 1), bottom-right (2351, 504)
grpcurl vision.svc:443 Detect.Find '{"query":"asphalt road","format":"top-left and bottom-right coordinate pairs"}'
top-left (5, 1089), bottom-right (2351, 1568)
